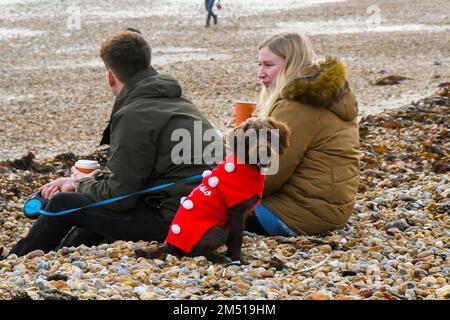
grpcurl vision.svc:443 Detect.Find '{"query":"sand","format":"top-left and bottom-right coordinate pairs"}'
top-left (0, 0), bottom-right (448, 161)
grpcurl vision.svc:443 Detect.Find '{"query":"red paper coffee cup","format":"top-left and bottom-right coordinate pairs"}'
top-left (234, 101), bottom-right (256, 125)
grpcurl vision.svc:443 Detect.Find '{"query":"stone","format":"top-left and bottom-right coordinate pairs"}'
top-left (398, 194), bottom-right (417, 202)
top-left (166, 254), bottom-right (179, 264)
top-left (116, 264), bottom-right (131, 276)
top-left (235, 282), bottom-right (250, 295)
top-left (413, 211), bottom-right (426, 219)
top-left (420, 277), bottom-right (437, 286)
top-left (12, 264), bottom-right (26, 275)
top-left (308, 293), bottom-right (331, 300)
top-left (319, 245), bottom-right (332, 254)
top-left (434, 240), bottom-right (443, 247)
top-left (49, 280), bottom-right (67, 289)
top-left (36, 261), bottom-right (50, 272)
top-left (193, 256), bottom-right (208, 266)
top-left (350, 264), bottom-right (362, 273)
top-left (335, 295), bottom-right (358, 300)
top-left (415, 240), bottom-right (426, 249)
top-left (405, 289), bottom-right (416, 299)
top-left (428, 267), bottom-right (441, 274)
top-left (170, 291), bottom-right (181, 299)
top-left (153, 259), bottom-right (165, 267)
top-left (94, 280), bottom-right (107, 289)
top-left (98, 268), bottom-right (109, 277)
top-left (25, 249), bottom-right (45, 259)
top-left (72, 261), bottom-right (87, 270)
top-left (180, 267), bottom-right (190, 274)
top-left (417, 251), bottom-right (431, 259)
top-left (70, 252), bottom-right (81, 262)
top-left (36, 278), bottom-right (48, 291)
top-left (435, 285), bottom-right (450, 299)
top-left (133, 285), bottom-right (147, 296)
top-left (261, 269), bottom-right (275, 278)
top-left (390, 219), bottom-right (410, 231)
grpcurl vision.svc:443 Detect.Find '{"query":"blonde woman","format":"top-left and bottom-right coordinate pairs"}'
top-left (245, 32), bottom-right (360, 236)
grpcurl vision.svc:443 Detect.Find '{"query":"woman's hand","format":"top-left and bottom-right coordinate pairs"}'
top-left (40, 177), bottom-right (75, 199)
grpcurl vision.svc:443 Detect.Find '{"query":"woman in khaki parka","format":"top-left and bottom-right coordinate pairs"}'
top-left (245, 32), bottom-right (360, 236)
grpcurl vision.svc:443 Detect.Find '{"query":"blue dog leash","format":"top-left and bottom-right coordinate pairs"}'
top-left (23, 174), bottom-right (203, 218)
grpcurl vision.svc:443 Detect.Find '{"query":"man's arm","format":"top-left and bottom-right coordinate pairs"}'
top-left (78, 110), bottom-right (158, 211)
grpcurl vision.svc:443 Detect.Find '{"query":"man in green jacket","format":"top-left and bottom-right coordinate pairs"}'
top-left (9, 30), bottom-right (220, 256)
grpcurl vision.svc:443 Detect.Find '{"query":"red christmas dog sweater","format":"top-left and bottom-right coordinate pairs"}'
top-left (165, 153), bottom-right (265, 253)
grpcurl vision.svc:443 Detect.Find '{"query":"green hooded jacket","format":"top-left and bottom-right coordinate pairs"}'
top-left (78, 67), bottom-right (219, 216)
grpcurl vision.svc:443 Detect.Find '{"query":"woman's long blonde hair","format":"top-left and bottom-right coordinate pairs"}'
top-left (258, 33), bottom-right (316, 117)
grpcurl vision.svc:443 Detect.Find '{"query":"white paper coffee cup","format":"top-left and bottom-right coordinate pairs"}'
top-left (75, 160), bottom-right (100, 173)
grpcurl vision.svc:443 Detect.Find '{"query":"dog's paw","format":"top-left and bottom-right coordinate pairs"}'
top-left (204, 253), bottom-right (233, 265)
top-left (134, 244), bottom-right (165, 259)
top-left (134, 247), bottom-right (153, 259)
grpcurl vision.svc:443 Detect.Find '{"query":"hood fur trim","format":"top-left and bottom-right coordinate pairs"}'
top-left (282, 56), bottom-right (347, 107)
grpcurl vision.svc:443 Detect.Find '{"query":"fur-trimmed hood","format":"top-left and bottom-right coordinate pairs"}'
top-left (282, 56), bottom-right (358, 121)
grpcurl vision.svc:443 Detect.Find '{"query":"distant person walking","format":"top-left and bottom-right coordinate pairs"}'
top-left (204, 0), bottom-right (219, 28)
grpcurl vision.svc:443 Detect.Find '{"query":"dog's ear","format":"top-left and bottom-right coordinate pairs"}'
top-left (227, 119), bottom-right (260, 164)
top-left (266, 117), bottom-right (291, 156)
top-left (226, 126), bottom-right (244, 157)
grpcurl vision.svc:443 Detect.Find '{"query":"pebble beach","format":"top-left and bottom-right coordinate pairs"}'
top-left (0, 0), bottom-right (449, 300)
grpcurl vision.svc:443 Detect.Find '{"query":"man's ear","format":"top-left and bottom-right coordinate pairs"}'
top-left (107, 69), bottom-right (115, 88)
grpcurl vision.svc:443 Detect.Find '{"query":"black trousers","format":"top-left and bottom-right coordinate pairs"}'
top-left (10, 192), bottom-right (172, 257)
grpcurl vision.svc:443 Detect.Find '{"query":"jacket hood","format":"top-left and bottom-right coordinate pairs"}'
top-left (111, 67), bottom-right (182, 116)
top-left (101, 67), bottom-right (182, 145)
top-left (125, 67), bottom-right (182, 100)
top-left (282, 56), bottom-right (358, 121)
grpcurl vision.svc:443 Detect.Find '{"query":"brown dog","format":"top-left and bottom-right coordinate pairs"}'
top-left (135, 118), bottom-right (290, 264)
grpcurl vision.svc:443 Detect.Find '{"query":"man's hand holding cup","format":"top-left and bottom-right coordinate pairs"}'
top-left (71, 160), bottom-right (101, 182)
top-left (40, 160), bottom-right (100, 200)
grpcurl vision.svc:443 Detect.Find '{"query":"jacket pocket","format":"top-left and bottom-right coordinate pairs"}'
top-left (327, 164), bottom-right (359, 205)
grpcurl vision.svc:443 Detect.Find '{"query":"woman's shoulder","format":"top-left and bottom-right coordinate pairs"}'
top-left (270, 98), bottom-right (326, 118)
top-left (278, 57), bottom-right (358, 122)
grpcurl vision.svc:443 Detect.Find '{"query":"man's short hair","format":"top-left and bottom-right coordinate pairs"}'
top-left (100, 30), bottom-right (151, 83)
top-left (126, 27), bottom-right (142, 34)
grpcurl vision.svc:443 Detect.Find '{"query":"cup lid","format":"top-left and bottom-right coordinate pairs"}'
top-left (233, 100), bottom-right (256, 105)
top-left (75, 160), bottom-right (100, 169)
